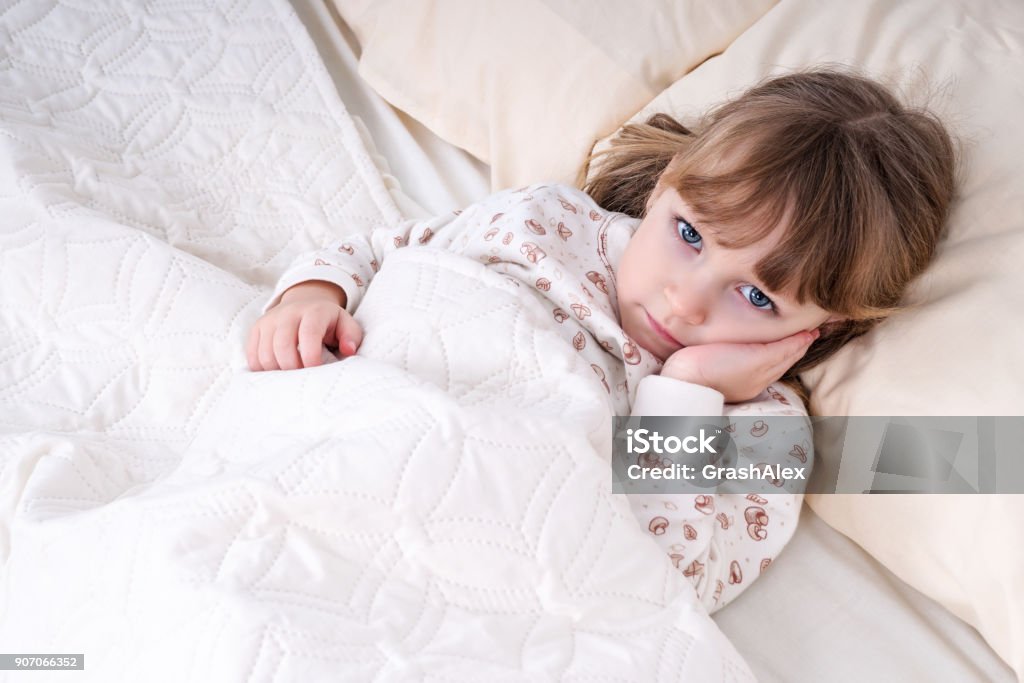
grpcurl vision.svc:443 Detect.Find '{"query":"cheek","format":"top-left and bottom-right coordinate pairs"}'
top-left (782, 312), bottom-right (830, 337)
top-left (623, 231), bottom-right (668, 288)
top-left (710, 305), bottom-right (796, 343)
top-left (757, 321), bottom-right (811, 344)
top-left (617, 243), bottom-right (644, 296)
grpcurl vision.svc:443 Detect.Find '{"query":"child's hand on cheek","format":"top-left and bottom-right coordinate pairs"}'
top-left (659, 329), bottom-right (819, 403)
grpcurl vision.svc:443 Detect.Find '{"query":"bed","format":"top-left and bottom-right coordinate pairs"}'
top-left (0, 0), bottom-right (1020, 680)
top-left (294, 4), bottom-right (1019, 681)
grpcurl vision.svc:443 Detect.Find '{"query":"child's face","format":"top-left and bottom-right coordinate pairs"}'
top-left (617, 185), bottom-right (836, 362)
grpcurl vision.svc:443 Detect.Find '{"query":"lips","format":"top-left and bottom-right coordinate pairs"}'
top-left (645, 311), bottom-right (683, 348)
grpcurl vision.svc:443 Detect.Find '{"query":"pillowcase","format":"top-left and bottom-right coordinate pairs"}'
top-left (330, 0), bottom-right (777, 190)
top-left (599, 0), bottom-right (1024, 675)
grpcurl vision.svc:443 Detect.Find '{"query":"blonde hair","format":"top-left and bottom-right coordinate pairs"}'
top-left (577, 68), bottom-right (956, 400)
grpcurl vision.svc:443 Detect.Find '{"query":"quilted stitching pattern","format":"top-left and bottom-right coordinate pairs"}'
top-left (0, 0), bottom-right (400, 456)
top-left (0, 1), bottom-right (755, 680)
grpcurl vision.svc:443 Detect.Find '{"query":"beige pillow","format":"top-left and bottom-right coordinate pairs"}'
top-left (603, 0), bottom-right (1024, 675)
top-left (332, 0), bottom-right (777, 190)
top-left (806, 495), bottom-right (1024, 677)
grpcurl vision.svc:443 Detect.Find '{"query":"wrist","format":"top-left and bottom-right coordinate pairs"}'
top-left (633, 375), bottom-right (724, 416)
top-left (280, 280), bottom-right (346, 307)
top-left (659, 358), bottom-right (708, 389)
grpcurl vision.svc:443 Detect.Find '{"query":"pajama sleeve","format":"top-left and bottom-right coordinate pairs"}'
top-left (624, 378), bottom-right (811, 614)
top-left (261, 205), bottom-right (481, 315)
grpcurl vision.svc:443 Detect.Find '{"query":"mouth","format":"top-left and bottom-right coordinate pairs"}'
top-left (645, 310), bottom-right (684, 348)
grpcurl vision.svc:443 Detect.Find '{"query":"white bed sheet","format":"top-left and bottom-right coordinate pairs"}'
top-left (292, 0), bottom-right (490, 220)
top-left (714, 505), bottom-right (1015, 682)
top-left (291, 3), bottom-right (1016, 681)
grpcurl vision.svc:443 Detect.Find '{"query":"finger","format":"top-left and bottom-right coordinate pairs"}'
top-left (246, 324), bottom-right (261, 371)
top-left (321, 311), bottom-right (339, 349)
top-left (260, 327), bottom-right (280, 374)
top-left (297, 313), bottom-right (329, 368)
top-left (765, 331), bottom-right (816, 373)
top-left (773, 330), bottom-right (816, 358)
top-left (336, 310), bottom-right (364, 356)
top-left (272, 325), bottom-right (301, 371)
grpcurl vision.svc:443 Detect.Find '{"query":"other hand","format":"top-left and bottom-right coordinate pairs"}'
top-left (246, 281), bottom-right (361, 371)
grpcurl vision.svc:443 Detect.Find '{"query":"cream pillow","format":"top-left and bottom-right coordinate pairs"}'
top-left (806, 495), bottom-right (1024, 677)
top-left (601, 0), bottom-right (1024, 676)
top-left (331, 0), bottom-right (777, 190)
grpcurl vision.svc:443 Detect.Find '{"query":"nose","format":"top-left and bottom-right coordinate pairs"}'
top-left (664, 282), bottom-right (707, 326)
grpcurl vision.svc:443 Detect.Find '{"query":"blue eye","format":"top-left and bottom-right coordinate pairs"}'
top-left (739, 284), bottom-right (774, 312)
top-left (676, 217), bottom-right (702, 250)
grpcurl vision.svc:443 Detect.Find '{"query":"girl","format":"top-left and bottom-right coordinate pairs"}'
top-left (245, 69), bottom-right (955, 612)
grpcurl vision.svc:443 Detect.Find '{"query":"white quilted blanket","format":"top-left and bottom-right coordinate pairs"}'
top-left (0, 1), bottom-right (755, 680)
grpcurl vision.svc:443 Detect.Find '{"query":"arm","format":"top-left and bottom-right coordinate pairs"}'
top-left (261, 207), bottom-right (474, 316)
top-left (624, 378), bottom-right (811, 614)
top-left (249, 192), bottom-right (506, 371)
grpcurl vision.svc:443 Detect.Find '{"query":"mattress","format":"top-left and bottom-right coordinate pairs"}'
top-left (292, 2), bottom-right (1017, 681)
top-left (714, 505), bottom-right (1015, 682)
